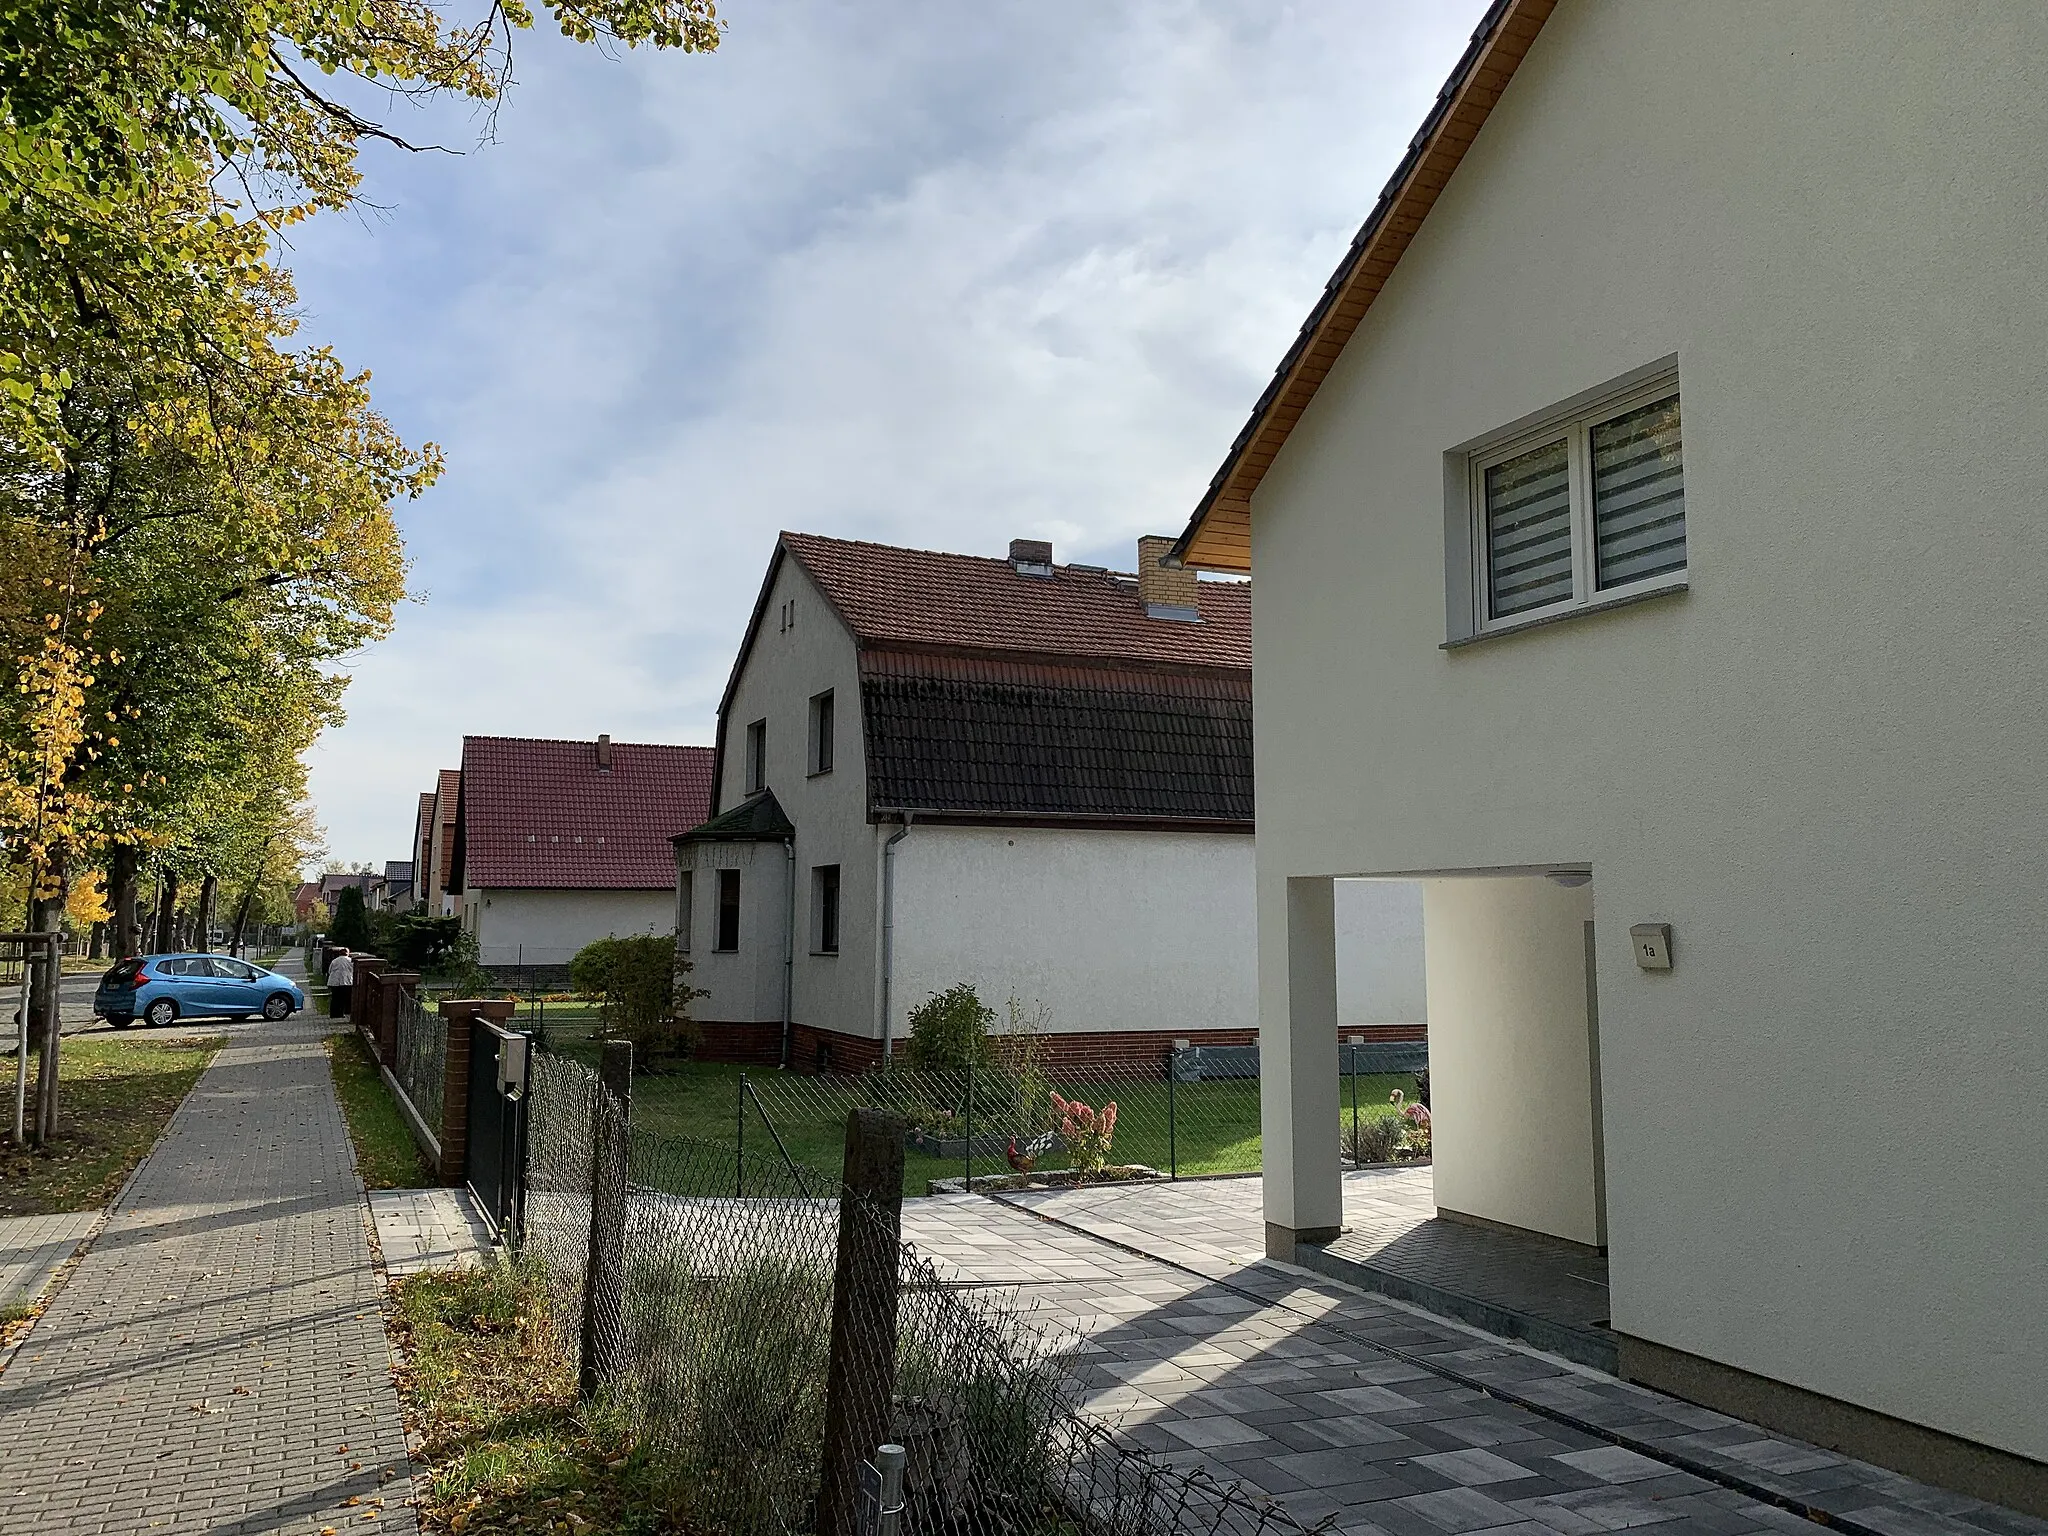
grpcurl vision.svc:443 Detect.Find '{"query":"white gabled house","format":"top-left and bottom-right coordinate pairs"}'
top-left (1168, 0), bottom-right (2048, 1503)
top-left (674, 531), bottom-right (1427, 1073)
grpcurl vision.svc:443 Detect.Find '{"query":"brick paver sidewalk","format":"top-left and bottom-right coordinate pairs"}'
top-left (0, 1009), bottom-right (415, 1535)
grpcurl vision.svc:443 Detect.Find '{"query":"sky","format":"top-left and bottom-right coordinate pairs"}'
top-left (290, 0), bottom-right (1488, 872)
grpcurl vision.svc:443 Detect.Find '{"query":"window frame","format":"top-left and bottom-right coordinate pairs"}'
top-left (675, 869), bottom-right (693, 954)
top-left (744, 718), bottom-right (767, 795)
top-left (714, 868), bottom-right (741, 952)
top-left (811, 863), bottom-right (840, 955)
top-left (807, 690), bottom-right (834, 777)
top-left (1462, 369), bottom-right (1686, 638)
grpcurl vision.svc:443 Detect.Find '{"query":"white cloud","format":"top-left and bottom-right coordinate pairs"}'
top-left (292, 0), bottom-right (1487, 866)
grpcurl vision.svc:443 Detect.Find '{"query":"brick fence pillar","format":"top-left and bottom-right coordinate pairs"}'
top-left (379, 971), bottom-right (420, 1065)
top-left (351, 955), bottom-right (386, 1038)
top-left (437, 998), bottom-right (517, 1187)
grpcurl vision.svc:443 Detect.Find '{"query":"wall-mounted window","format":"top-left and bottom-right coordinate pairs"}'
top-left (811, 864), bottom-right (840, 955)
top-left (808, 690), bottom-right (834, 776)
top-left (778, 597), bottom-right (797, 633)
top-left (715, 869), bottom-right (741, 951)
top-left (744, 718), bottom-right (767, 795)
top-left (1454, 371), bottom-right (1685, 638)
top-left (675, 870), bottom-right (693, 953)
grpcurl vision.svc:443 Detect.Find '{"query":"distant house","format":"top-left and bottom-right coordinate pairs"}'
top-left (675, 531), bottom-right (1424, 1072)
top-left (412, 770), bottom-right (460, 917)
top-left (449, 734), bottom-right (714, 978)
top-left (377, 862), bottom-right (415, 912)
top-left (292, 882), bottom-right (323, 926)
top-left (317, 871), bottom-right (382, 918)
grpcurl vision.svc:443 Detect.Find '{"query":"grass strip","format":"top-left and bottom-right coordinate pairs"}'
top-left (0, 1034), bottom-right (220, 1216)
top-left (325, 1030), bottom-right (433, 1189)
top-left (390, 1264), bottom-right (691, 1534)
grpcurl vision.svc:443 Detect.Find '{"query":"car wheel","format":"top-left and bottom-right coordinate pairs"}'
top-left (108, 1016), bottom-right (135, 1030)
top-left (144, 998), bottom-right (178, 1028)
top-left (262, 993), bottom-right (293, 1021)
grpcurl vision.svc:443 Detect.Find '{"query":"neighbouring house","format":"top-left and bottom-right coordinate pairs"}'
top-left (316, 871), bottom-right (381, 918)
top-left (292, 882), bottom-right (322, 926)
top-left (674, 531), bottom-right (1425, 1074)
top-left (1168, 0), bottom-right (2047, 1501)
top-left (376, 862), bottom-right (415, 912)
top-left (414, 770), bottom-right (460, 917)
top-left (405, 792), bottom-right (436, 911)
top-left (449, 734), bottom-right (714, 979)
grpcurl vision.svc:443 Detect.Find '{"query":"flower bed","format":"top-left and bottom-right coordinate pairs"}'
top-left (926, 1164), bottom-right (1162, 1196)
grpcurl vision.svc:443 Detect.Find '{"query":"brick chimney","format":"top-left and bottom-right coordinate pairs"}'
top-left (596, 733), bottom-right (613, 772)
top-left (1137, 536), bottom-right (1199, 620)
top-left (1008, 538), bottom-right (1054, 577)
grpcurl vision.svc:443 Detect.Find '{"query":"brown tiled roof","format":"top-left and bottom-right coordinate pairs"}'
top-left (456, 736), bottom-right (714, 890)
top-left (860, 650), bottom-right (1252, 824)
top-left (781, 532), bottom-right (1250, 671)
top-left (1174, 0), bottom-right (1556, 571)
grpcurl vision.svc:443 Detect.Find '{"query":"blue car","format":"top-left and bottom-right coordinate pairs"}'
top-left (94, 954), bottom-right (306, 1029)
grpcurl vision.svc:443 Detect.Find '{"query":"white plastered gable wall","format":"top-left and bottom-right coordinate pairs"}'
top-left (467, 887), bottom-right (674, 969)
top-left (1246, 0), bottom-right (2048, 1462)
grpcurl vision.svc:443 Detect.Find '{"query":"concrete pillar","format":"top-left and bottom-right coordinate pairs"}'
top-left (1260, 874), bottom-right (1342, 1257)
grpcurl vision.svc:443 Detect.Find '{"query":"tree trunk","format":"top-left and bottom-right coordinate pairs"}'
top-left (153, 871), bottom-right (179, 954)
top-left (31, 861), bottom-right (66, 1145)
top-left (195, 874), bottom-right (218, 954)
top-left (87, 921), bottom-right (105, 960)
top-left (110, 843), bottom-right (142, 959)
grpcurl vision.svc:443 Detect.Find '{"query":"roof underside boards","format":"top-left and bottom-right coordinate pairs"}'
top-left (1172, 0), bottom-right (1556, 573)
top-left (781, 531), bottom-right (1250, 671)
top-left (675, 788), bottom-right (796, 843)
top-left (859, 650), bottom-right (1252, 825)
top-left (460, 736), bottom-right (715, 890)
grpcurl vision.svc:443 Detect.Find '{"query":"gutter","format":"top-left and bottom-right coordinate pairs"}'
top-left (781, 835), bottom-right (795, 1070)
top-left (878, 812), bottom-right (915, 1066)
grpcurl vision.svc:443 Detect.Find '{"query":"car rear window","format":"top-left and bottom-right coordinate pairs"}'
top-left (102, 960), bottom-right (145, 985)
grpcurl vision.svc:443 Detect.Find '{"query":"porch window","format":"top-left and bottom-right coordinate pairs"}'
top-left (812, 864), bottom-right (840, 954)
top-left (1470, 377), bottom-right (1685, 631)
top-left (675, 870), bottom-right (692, 953)
top-left (715, 869), bottom-right (741, 951)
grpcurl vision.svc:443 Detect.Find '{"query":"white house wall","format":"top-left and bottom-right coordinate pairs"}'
top-left (676, 839), bottom-right (791, 1026)
top-left (465, 887), bottom-right (673, 969)
top-left (1246, 1), bottom-right (2048, 1459)
top-left (890, 826), bottom-right (1255, 1038)
top-left (695, 553), bottom-right (875, 1031)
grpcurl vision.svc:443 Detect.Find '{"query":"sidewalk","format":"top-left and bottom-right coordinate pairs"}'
top-left (0, 983), bottom-right (416, 1534)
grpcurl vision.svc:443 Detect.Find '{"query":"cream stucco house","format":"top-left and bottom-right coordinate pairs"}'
top-left (1168, 0), bottom-right (2047, 1503)
top-left (674, 531), bottom-right (1427, 1072)
top-left (450, 734), bottom-right (713, 978)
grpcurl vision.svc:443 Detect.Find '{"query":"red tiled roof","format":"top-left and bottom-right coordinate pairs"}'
top-left (780, 532), bottom-right (1250, 672)
top-left (457, 736), bottom-right (714, 890)
top-left (434, 770), bottom-right (460, 824)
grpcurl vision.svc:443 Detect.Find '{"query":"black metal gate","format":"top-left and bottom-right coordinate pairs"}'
top-left (466, 1019), bottom-right (530, 1242)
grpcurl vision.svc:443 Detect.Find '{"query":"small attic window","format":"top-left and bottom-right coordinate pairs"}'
top-left (1009, 538), bottom-right (1054, 578)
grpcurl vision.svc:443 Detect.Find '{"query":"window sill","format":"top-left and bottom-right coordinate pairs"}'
top-left (807, 768), bottom-right (833, 779)
top-left (810, 949), bottom-right (839, 958)
top-left (1444, 581), bottom-right (1687, 650)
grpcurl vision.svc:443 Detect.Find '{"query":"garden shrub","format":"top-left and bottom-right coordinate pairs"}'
top-left (569, 935), bottom-right (702, 1066)
top-left (1343, 1109), bottom-right (1405, 1165)
top-left (905, 983), bottom-right (996, 1071)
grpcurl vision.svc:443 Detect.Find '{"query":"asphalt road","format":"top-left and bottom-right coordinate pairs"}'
top-left (9, 949), bottom-right (311, 1040)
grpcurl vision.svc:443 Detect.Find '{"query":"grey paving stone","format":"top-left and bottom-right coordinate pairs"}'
top-left (1417, 1449), bottom-right (1544, 1486)
top-left (0, 1001), bottom-right (416, 1536)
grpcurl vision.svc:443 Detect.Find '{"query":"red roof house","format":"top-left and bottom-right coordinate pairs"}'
top-left (447, 735), bottom-right (714, 974)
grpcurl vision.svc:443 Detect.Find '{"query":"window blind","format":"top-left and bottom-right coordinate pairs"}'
top-left (1485, 437), bottom-right (1573, 617)
top-left (1592, 395), bottom-right (1685, 588)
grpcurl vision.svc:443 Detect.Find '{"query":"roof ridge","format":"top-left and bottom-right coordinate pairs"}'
top-left (460, 734), bottom-right (714, 752)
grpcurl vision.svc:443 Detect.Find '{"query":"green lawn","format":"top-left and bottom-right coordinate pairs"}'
top-left (0, 1034), bottom-right (220, 1215)
top-left (326, 1031), bottom-right (433, 1188)
top-left (599, 1059), bottom-right (1418, 1199)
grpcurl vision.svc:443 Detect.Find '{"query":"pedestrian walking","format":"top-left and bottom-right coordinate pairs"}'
top-left (327, 948), bottom-right (355, 1018)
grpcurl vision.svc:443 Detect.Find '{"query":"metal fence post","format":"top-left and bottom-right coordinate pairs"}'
top-left (1167, 1046), bottom-right (1178, 1180)
top-left (963, 1053), bottom-right (974, 1189)
top-left (578, 1038), bottom-right (632, 1402)
top-left (820, 1107), bottom-right (906, 1536)
top-left (736, 1070), bottom-right (747, 1197)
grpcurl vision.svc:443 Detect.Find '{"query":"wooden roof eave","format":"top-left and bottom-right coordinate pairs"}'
top-left (1170, 0), bottom-right (1556, 575)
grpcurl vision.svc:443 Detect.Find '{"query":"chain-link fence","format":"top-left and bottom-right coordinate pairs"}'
top-left (516, 1043), bottom-right (1329, 1535)
top-left (390, 987), bottom-right (447, 1133)
top-left (574, 1043), bottom-right (1426, 1199)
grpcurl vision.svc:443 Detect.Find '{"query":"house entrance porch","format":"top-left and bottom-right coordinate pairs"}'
top-left (1263, 868), bottom-right (1611, 1365)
